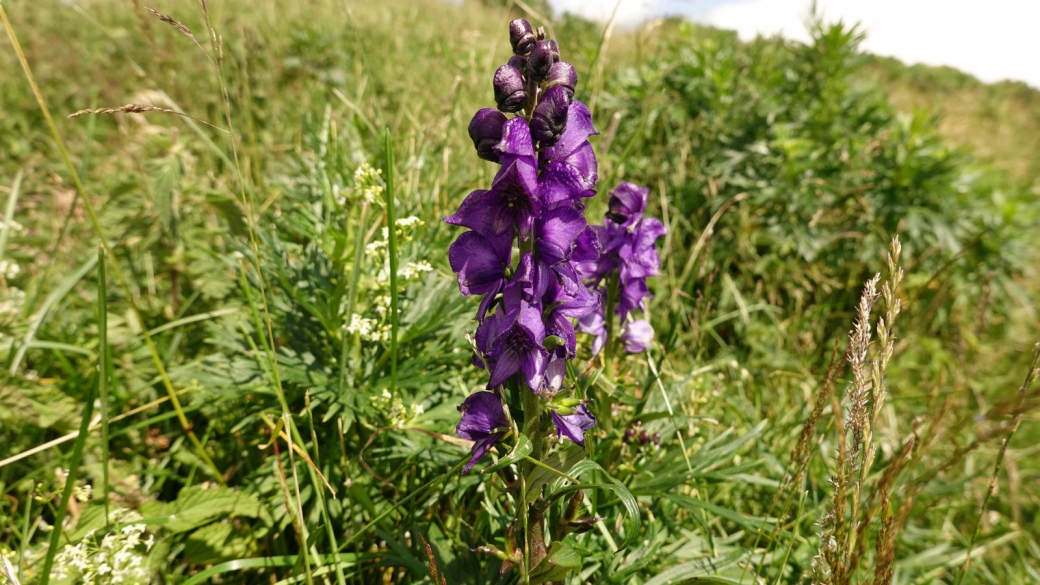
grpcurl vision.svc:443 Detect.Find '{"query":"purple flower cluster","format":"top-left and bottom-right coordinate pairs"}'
top-left (449, 19), bottom-right (600, 473)
top-left (577, 183), bottom-right (666, 355)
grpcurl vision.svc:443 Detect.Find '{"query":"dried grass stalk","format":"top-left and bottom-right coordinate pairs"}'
top-left (146, 7), bottom-right (213, 64)
top-left (67, 104), bottom-right (228, 134)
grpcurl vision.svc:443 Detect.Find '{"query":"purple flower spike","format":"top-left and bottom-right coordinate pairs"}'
top-left (621, 319), bottom-right (654, 353)
top-left (531, 85), bottom-right (572, 147)
top-left (468, 108), bottom-right (508, 163)
top-left (527, 40), bottom-right (554, 82)
top-left (457, 391), bottom-right (509, 474)
top-left (547, 62), bottom-right (578, 98)
top-left (607, 182), bottom-right (648, 226)
top-left (509, 18), bottom-right (536, 55)
top-left (494, 65), bottom-right (527, 113)
top-left (551, 405), bottom-right (597, 446)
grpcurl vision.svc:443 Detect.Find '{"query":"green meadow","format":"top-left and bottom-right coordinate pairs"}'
top-left (0, 0), bottom-right (1037, 583)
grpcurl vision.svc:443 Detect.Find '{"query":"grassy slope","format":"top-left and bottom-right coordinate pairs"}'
top-left (0, 0), bottom-right (1037, 583)
top-left (865, 55), bottom-right (1040, 189)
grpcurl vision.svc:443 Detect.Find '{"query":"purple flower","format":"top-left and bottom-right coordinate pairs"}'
top-left (448, 230), bottom-right (512, 319)
top-left (541, 100), bottom-right (599, 190)
top-left (485, 255), bottom-right (548, 391)
top-left (606, 182), bottom-right (648, 226)
top-left (494, 65), bottom-right (527, 113)
top-left (621, 319), bottom-right (654, 353)
top-left (468, 108), bottom-right (508, 163)
top-left (445, 118), bottom-right (541, 239)
top-left (457, 391), bottom-right (509, 474)
top-left (509, 18), bottom-right (536, 55)
top-left (551, 405), bottom-right (597, 446)
top-left (577, 305), bottom-right (606, 356)
top-left (543, 272), bottom-right (601, 356)
top-left (546, 62), bottom-right (578, 98)
top-left (538, 161), bottom-right (596, 209)
top-left (542, 347), bottom-right (568, 395)
top-left (619, 217), bottom-right (666, 283)
top-left (531, 85), bottom-right (571, 147)
top-left (527, 40), bottom-right (554, 82)
top-left (535, 206), bottom-right (588, 267)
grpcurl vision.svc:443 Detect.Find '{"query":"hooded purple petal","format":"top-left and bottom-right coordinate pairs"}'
top-left (530, 85), bottom-right (572, 147)
top-left (468, 109), bottom-right (508, 163)
top-left (536, 207), bottom-right (587, 267)
top-left (621, 319), bottom-right (654, 353)
top-left (448, 231), bottom-right (512, 297)
top-left (551, 405), bottom-right (597, 446)
top-left (538, 161), bottom-right (595, 209)
top-left (457, 391), bottom-right (509, 474)
top-left (541, 101), bottom-right (599, 188)
top-left (606, 182), bottom-right (648, 226)
top-left (577, 305), bottom-right (607, 356)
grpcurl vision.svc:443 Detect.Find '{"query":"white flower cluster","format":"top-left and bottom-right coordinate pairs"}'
top-left (345, 216), bottom-right (431, 343)
top-left (0, 260), bottom-right (20, 280)
top-left (369, 388), bottom-right (425, 427)
top-left (351, 163), bottom-right (385, 206)
top-left (52, 509), bottom-right (153, 585)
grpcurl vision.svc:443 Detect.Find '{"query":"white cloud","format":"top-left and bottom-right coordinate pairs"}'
top-left (549, 0), bottom-right (670, 27)
top-left (700, 0), bottom-right (1040, 89)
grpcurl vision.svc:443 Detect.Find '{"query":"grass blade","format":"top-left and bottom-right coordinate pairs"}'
top-left (384, 129), bottom-right (399, 396)
top-left (38, 375), bottom-right (96, 585)
top-left (98, 246), bottom-right (110, 524)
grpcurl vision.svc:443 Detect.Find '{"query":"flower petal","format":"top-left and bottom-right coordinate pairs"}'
top-left (551, 405), bottom-right (597, 446)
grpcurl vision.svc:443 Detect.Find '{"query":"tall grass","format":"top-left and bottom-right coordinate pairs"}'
top-left (0, 0), bottom-right (1037, 583)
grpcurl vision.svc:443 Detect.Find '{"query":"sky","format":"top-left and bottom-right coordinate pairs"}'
top-left (546, 0), bottom-right (1040, 89)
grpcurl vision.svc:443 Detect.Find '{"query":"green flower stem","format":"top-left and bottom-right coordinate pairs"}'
top-left (516, 225), bottom-right (548, 575)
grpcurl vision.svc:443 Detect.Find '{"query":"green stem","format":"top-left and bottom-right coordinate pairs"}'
top-left (603, 272), bottom-right (619, 379)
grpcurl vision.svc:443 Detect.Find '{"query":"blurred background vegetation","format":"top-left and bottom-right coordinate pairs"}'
top-left (0, 0), bottom-right (1037, 583)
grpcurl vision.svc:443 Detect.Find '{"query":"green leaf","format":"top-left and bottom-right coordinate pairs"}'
top-left (524, 444), bottom-right (586, 504)
top-left (482, 433), bottom-right (532, 474)
top-left (545, 459), bottom-right (642, 549)
top-left (642, 550), bottom-right (745, 585)
top-left (528, 540), bottom-right (582, 583)
top-left (140, 486), bottom-right (264, 533)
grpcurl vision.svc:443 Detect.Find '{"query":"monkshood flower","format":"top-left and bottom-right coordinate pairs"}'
top-left (457, 391), bottom-right (508, 474)
top-left (578, 182), bottom-right (665, 353)
top-left (449, 17), bottom-right (601, 474)
top-left (551, 405), bottom-right (597, 446)
top-left (621, 319), bottom-right (654, 353)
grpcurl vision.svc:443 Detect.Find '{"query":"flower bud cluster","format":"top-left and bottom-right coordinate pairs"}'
top-left (451, 19), bottom-right (602, 473)
top-left (470, 19), bottom-right (585, 163)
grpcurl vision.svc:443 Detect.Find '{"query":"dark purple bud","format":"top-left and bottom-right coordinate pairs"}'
top-left (530, 85), bottom-right (571, 146)
top-left (638, 430), bottom-right (651, 445)
top-left (548, 39), bottom-right (561, 62)
top-left (509, 19), bottom-right (536, 55)
top-left (468, 108), bottom-right (508, 163)
top-left (652, 432), bottom-right (661, 444)
top-left (526, 40), bottom-right (553, 82)
top-left (546, 62), bottom-right (578, 98)
top-left (624, 427), bottom-right (636, 441)
top-left (507, 54), bottom-right (527, 73)
top-left (494, 65), bottom-right (527, 113)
